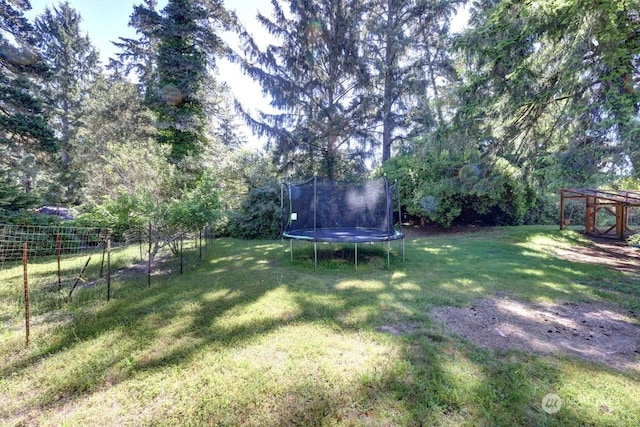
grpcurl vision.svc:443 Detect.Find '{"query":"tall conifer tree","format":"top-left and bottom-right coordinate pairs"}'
top-left (455, 0), bottom-right (640, 184)
top-left (363, 0), bottom-right (460, 163)
top-left (238, 0), bottom-right (372, 179)
top-left (0, 0), bottom-right (55, 206)
top-left (112, 0), bottom-right (162, 99)
top-left (34, 1), bottom-right (101, 203)
top-left (123, 0), bottom-right (235, 164)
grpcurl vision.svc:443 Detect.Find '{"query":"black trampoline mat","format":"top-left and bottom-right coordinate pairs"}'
top-left (283, 227), bottom-right (404, 243)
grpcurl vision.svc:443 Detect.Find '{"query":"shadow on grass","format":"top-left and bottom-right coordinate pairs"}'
top-left (3, 227), bottom-right (639, 425)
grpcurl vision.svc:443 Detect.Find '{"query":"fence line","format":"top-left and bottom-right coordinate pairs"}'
top-left (1, 223), bottom-right (215, 346)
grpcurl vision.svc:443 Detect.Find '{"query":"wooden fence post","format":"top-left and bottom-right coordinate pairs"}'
top-left (107, 238), bottom-right (111, 302)
top-left (22, 242), bottom-right (30, 347)
top-left (56, 233), bottom-right (62, 290)
top-left (147, 221), bottom-right (152, 286)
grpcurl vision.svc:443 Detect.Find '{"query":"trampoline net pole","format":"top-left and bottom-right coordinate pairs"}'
top-left (385, 176), bottom-right (390, 237)
top-left (313, 175), bottom-right (317, 242)
top-left (396, 179), bottom-right (402, 233)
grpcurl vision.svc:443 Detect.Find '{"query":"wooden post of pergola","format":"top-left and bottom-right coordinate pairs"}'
top-left (585, 195), bottom-right (594, 234)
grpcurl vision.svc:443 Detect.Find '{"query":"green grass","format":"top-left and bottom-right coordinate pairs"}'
top-left (1, 225), bottom-right (639, 426)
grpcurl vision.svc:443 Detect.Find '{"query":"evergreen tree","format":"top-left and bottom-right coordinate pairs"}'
top-left (73, 75), bottom-right (159, 203)
top-left (34, 1), bottom-right (101, 203)
top-left (124, 0), bottom-right (236, 164)
top-left (0, 0), bottom-right (56, 207)
top-left (454, 0), bottom-right (640, 185)
top-left (111, 0), bottom-right (161, 99)
top-left (207, 86), bottom-right (247, 150)
top-left (238, 0), bottom-right (373, 179)
top-left (363, 0), bottom-right (460, 163)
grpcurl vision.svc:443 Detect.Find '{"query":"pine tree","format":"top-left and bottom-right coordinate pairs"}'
top-left (34, 1), bottom-right (101, 203)
top-left (454, 0), bottom-right (640, 184)
top-left (0, 0), bottom-right (56, 207)
top-left (112, 0), bottom-right (162, 99)
top-left (238, 0), bottom-right (373, 179)
top-left (122, 0), bottom-right (236, 164)
top-left (207, 86), bottom-right (247, 150)
top-left (363, 0), bottom-right (460, 163)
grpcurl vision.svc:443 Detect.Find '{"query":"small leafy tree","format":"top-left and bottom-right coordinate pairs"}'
top-left (81, 170), bottom-right (221, 255)
top-left (73, 76), bottom-right (158, 203)
top-left (166, 171), bottom-right (221, 233)
top-left (204, 147), bottom-right (277, 235)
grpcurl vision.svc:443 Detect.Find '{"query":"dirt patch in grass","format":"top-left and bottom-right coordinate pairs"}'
top-left (431, 235), bottom-right (640, 372)
top-left (432, 297), bottom-right (640, 371)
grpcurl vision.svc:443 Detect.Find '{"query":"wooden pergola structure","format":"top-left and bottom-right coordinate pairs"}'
top-left (560, 188), bottom-right (640, 240)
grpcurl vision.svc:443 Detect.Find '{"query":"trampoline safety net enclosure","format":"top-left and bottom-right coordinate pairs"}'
top-left (281, 176), bottom-right (404, 267)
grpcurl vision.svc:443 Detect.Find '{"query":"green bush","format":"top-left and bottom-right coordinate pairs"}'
top-left (166, 172), bottom-right (221, 232)
top-left (76, 172), bottom-right (221, 246)
top-left (523, 192), bottom-right (559, 225)
top-left (0, 169), bottom-right (40, 211)
top-left (228, 182), bottom-right (281, 240)
top-left (382, 152), bottom-right (536, 228)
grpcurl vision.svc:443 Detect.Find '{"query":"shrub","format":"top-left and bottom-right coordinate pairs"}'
top-left (227, 182), bottom-right (281, 240)
top-left (74, 192), bottom-right (147, 242)
top-left (382, 152), bottom-right (535, 228)
top-left (165, 172), bottom-right (221, 232)
top-left (0, 209), bottom-right (63, 226)
top-left (523, 192), bottom-right (560, 225)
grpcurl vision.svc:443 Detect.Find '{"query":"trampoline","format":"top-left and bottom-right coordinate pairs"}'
top-left (281, 176), bottom-right (405, 267)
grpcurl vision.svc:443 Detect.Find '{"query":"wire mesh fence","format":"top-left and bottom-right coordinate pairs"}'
top-left (1, 223), bottom-right (215, 346)
top-left (1, 225), bottom-right (110, 296)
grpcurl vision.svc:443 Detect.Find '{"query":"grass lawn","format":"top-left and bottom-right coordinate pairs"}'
top-left (1, 225), bottom-right (639, 426)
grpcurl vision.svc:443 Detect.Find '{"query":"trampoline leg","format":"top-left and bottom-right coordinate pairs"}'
top-left (402, 238), bottom-right (405, 261)
top-left (355, 243), bottom-right (358, 269)
top-left (314, 242), bottom-right (317, 268)
top-left (387, 240), bottom-right (391, 266)
top-left (290, 239), bottom-right (293, 263)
